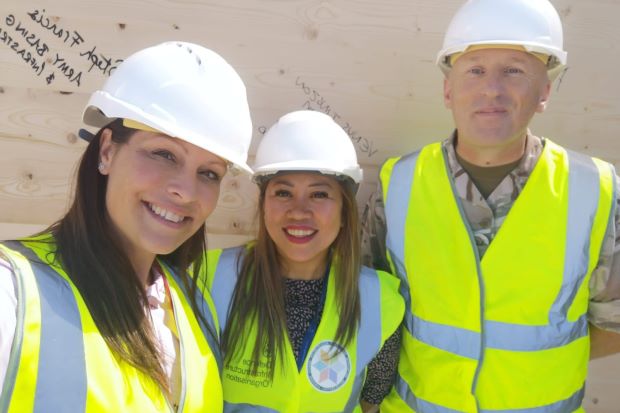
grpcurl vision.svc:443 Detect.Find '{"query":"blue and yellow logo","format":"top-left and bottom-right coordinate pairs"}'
top-left (307, 341), bottom-right (351, 392)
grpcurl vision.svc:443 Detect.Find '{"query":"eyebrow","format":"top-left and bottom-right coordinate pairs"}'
top-left (148, 134), bottom-right (190, 154)
top-left (150, 135), bottom-right (227, 168)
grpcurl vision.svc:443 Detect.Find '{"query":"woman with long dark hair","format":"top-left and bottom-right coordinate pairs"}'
top-left (205, 110), bottom-right (404, 412)
top-left (0, 41), bottom-right (253, 412)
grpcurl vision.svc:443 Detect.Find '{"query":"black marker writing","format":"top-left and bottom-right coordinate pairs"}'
top-left (52, 52), bottom-right (83, 86)
top-left (0, 20), bottom-right (47, 77)
top-left (80, 45), bottom-right (122, 76)
top-left (296, 76), bottom-right (378, 158)
top-left (13, 21), bottom-right (49, 56)
top-left (26, 9), bottom-right (84, 48)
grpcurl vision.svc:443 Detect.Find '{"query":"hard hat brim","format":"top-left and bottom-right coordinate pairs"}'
top-left (83, 92), bottom-right (253, 175)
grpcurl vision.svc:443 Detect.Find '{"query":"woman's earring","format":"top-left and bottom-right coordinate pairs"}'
top-left (98, 162), bottom-right (105, 173)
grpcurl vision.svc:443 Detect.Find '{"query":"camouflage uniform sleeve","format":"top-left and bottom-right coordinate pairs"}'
top-left (588, 174), bottom-right (620, 333)
top-left (360, 184), bottom-right (392, 273)
top-left (360, 327), bottom-right (402, 404)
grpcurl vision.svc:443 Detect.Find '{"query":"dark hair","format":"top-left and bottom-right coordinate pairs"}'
top-left (221, 175), bottom-right (361, 378)
top-left (44, 119), bottom-right (209, 395)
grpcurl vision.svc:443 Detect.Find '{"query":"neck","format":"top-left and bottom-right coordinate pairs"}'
top-left (280, 256), bottom-right (328, 281)
top-left (108, 215), bottom-right (156, 287)
top-left (131, 252), bottom-right (157, 287)
top-left (456, 134), bottom-right (527, 167)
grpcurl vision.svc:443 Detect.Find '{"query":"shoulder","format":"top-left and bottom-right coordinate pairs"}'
top-left (379, 149), bottom-right (422, 176)
top-left (0, 257), bottom-right (17, 392)
top-left (0, 257), bottom-right (17, 304)
top-left (0, 241), bottom-right (38, 280)
top-left (0, 257), bottom-right (17, 334)
top-left (204, 244), bottom-right (248, 286)
top-left (379, 142), bottom-right (442, 189)
top-left (359, 266), bottom-right (404, 312)
top-left (358, 266), bottom-right (404, 342)
top-left (210, 245), bottom-right (247, 271)
top-left (359, 266), bottom-right (400, 289)
top-left (382, 140), bottom-right (442, 167)
top-left (207, 244), bottom-right (248, 261)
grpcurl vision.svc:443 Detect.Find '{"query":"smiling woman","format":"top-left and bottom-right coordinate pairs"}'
top-left (0, 41), bottom-right (252, 413)
top-left (202, 110), bottom-right (405, 413)
top-left (263, 173), bottom-right (344, 278)
top-left (99, 126), bottom-right (228, 279)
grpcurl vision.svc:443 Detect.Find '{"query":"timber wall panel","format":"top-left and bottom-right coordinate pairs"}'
top-left (1, 0), bottom-right (619, 408)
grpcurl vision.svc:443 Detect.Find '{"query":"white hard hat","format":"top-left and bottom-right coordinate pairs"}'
top-left (253, 110), bottom-right (363, 184)
top-left (436, 0), bottom-right (567, 81)
top-left (82, 41), bottom-right (253, 174)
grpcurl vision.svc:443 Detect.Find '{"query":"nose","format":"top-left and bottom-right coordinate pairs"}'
top-left (166, 171), bottom-right (199, 203)
top-left (481, 71), bottom-right (504, 97)
top-left (286, 197), bottom-right (311, 220)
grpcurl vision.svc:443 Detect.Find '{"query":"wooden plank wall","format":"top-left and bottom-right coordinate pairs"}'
top-left (1, 0), bottom-right (618, 409)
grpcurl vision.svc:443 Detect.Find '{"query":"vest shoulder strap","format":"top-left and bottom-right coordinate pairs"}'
top-left (211, 246), bottom-right (245, 335)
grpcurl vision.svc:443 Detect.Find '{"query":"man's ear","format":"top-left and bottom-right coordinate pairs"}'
top-left (537, 81), bottom-right (552, 113)
top-left (98, 128), bottom-right (116, 174)
top-left (443, 76), bottom-right (453, 109)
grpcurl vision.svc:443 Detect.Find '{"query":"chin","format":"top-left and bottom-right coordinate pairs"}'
top-left (147, 241), bottom-right (185, 256)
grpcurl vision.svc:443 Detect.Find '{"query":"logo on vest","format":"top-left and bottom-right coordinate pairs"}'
top-left (307, 341), bottom-right (351, 392)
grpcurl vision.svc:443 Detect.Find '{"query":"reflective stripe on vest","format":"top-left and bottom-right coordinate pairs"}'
top-left (163, 261), bottom-right (223, 371)
top-left (381, 140), bottom-right (615, 412)
top-left (386, 147), bottom-right (601, 352)
top-left (208, 246), bottom-right (403, 413)
top-left (1, 239), bottom-right (223, 412)
top-left (393, 372), bottom-right (586, 413)
top-left (1, 241), bottom-right (87, 412)
top-left (209, 247), bottom-right (244, 336)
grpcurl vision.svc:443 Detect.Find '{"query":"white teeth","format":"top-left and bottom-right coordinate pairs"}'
top-left (164, 210), bottom-right (183, 223)
top-left (149, 203), bottom-right (184, 223)
top-left (286, 228), bottom-right (314, 237)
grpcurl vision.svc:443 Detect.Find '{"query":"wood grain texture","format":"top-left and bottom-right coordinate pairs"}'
top-left (0, 0), bottom-right (619, 405)
top-left (583, 354), bottom-right (620, 412)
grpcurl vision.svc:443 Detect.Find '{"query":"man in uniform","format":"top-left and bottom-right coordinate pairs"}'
top-left (362, 0), bottom-right (620, 411)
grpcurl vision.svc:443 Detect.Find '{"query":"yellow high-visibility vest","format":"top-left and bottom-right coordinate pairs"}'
top-left (379, 140), bottom-right (615, 413)
top-left (0, 237), bottom-right (222, 412)
top-left (204, 247), bottom-right (405, 413)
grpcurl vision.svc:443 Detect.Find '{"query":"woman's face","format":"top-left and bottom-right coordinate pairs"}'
top-left (263, 172), bottom-right (343, 279)
top-left (99, 129), bottom-right (227, 265)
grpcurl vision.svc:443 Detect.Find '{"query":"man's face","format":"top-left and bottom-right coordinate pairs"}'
top-left (444, 48), bottom-right (551, 152)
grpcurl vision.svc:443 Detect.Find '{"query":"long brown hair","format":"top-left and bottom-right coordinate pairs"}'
top-left (221, 175), bottom-right (361, 377)
top-left (41, 119), bottom-right (209, 395)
